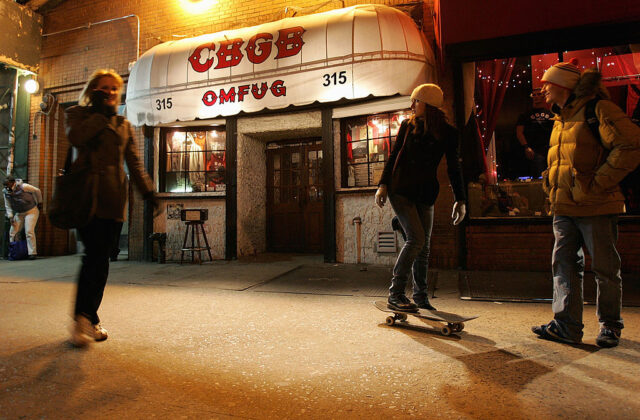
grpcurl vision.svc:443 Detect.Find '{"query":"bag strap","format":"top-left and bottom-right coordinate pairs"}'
top-left (63, 145), bottom-right (74, 173)
top-left (584, 98), bottom-right (602, 143)
top-left (392, 122), bottom-right (411, 176)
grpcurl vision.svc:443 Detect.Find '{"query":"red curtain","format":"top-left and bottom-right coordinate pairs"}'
top-left (475, 58), bottom-right (517, 148)
top-left (531, 53), bottom-right (560, 89)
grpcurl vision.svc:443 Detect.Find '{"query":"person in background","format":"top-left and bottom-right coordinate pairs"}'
top-left (515, 88), bottom-right (553, 178)
top-left (3, 176), bottom-right (42, 260)
top-left (65, 69), bottom-right (162, 347)
top-left (532, 60), bottom-right (640, 348)
top-left (375, 84), bottom-right (466, 312)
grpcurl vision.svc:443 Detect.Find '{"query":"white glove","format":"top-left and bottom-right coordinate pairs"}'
top-left (375, 185), bottom-right (388, 208)
top-left (452, 201), bottom-right (466, 225)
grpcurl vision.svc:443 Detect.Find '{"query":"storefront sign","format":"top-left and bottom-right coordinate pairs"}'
top-left (126, 4), bottom-right (435, 126)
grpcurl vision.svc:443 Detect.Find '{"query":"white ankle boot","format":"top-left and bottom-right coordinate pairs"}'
top-left (71, 315), bottom-right (93, 347)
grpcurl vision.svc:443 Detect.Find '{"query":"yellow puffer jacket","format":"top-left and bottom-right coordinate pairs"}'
top-left (542, 72), bottom-right (640, 217)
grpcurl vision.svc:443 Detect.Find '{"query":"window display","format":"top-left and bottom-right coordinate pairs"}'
top-left (162, 127), bottom-right (226, 193)
top-left (470, 45), bottom-right (640, 217)
top-left (342, 109), bottom-right (412, 187)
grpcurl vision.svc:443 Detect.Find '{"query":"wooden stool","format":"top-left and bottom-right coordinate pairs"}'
top-left (180, 221), bottom-right (212, 264)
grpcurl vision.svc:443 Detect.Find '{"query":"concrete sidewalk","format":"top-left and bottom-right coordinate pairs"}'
top-left (1, 255), bottom-right (639, 419)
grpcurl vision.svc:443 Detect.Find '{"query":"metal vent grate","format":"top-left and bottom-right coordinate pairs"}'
top-left (377, 231), bottom-right (396, 253)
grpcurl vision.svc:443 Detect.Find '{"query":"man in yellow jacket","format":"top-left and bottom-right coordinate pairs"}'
top-left (532, 59), bottom-right (640, 348)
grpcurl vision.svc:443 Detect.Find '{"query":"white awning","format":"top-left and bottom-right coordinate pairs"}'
top-left (126, 4), bottom-right (435, 126)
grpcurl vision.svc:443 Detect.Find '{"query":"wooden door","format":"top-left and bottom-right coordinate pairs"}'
top-left (267, 139), bottom-right (324, 253)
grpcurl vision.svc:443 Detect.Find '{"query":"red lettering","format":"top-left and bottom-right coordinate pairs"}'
top-left (274, 26), bottom-right (305, 59)
top-left (270, 80), bottom-right (286, 97)
top-left (251, 82), bottom-right (269, 99)
top-left (201, 80), bottom-right (287, 107)
top-left (215, 38), bottom-right (244, 69)
top-left (245, 33), bottom-right (273, 64)
top-left (237, 85), bottom-right (250, 102)
top-left (219, 87), bottom-right (236, 104)
top-left (202, 90), bottom-right (218, 106)
top-left (189, 43), bottom-right (215, 73)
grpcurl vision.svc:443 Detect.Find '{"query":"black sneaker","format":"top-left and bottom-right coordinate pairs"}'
top-left (388, 295), bottom-right (418, 312)
top-left (531, 322), bottom-right (581, 344)
top-left (415, 301), bottom-right (436, 311)
top-left (596, 328), bottom-right (620, 348)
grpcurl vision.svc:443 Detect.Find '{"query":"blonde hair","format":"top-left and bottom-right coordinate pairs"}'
top-left (407, 104), bottom-right (447, 138)
top-left (78, 69), bottom-right (124, 106)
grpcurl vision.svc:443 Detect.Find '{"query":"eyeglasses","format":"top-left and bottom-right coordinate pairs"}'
top-left (530, 92), bottom-right (545, 98)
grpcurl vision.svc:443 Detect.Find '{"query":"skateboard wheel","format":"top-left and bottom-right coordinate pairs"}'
top-left (386, 316), bottom-right (396, 326)
top-left (398, 313), bottom-right (408, 322)
top-left (441, 326), bottom-right (452, 336)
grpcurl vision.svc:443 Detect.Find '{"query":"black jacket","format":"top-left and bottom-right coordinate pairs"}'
top-left (378, 119), bottom-right (466, 205)
top-left (65, 106), bottom-right (154, 221)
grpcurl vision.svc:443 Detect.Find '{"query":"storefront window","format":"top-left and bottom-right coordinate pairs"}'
top-left (341, 109), bottom-right (412, 187)
top-left (161, 127), bottom-right (226, 193)
top-left (469, 44), bottom-right (640, 217)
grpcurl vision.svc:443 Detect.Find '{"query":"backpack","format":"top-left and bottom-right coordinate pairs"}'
top-left (584, 98), bottom-right (640, 214)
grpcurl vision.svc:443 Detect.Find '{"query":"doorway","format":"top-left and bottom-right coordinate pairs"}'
top-left (266, 139), bottom-right (324, 253)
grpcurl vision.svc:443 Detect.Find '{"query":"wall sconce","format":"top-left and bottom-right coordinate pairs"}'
top-left (179, 0), bottom-right (218, 14)
top-left (24, 78), bottom-right (40, 94)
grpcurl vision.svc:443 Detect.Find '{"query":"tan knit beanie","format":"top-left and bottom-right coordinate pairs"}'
top-left (541, 58), bottom-right (581, 90)
top-left (410, 83), bottom-right (444, 108)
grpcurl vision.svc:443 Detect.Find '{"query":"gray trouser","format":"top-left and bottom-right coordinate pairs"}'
top-left (551, 215), bottom-right (624, 340)
top-left (9, 206), bottom-right (39, 256)
top-left (388, 194), bottom-right (434, 303)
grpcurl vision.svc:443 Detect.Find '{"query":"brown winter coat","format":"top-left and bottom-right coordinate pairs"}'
top-left (542, 70), bottom-right (640, 217)
top-left (65, 106), bottom-right (154, 221)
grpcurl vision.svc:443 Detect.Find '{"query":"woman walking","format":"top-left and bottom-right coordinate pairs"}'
top-left (65, 69), bottom-right (160, 346)
top-left (375, 84), bottom-right (466, 311)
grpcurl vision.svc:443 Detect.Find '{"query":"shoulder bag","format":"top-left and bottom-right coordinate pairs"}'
top-left (48, 146), bottom-right (98, 229)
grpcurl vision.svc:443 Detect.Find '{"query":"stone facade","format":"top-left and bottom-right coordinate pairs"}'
top-left (236, 111), bottom-right (322, 256)
top-left (152, 198), bottom-right (225, 262)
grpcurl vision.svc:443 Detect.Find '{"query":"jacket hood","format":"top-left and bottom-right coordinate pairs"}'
top-left (574, 68), bottom-right (610, 100)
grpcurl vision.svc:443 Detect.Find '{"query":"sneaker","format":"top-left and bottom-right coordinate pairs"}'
top-left (531, 322), bottom-right (581, 344)
top-left (388, 295), bottom-right (418, 312)
top-left (71, 315), bottom-right (93, 347)
top-left (415, 301), bottom-right (437, 311)
top-left (596, 328), bottom-right (620, 348)
top-left (93, 323), bottom-right (108, 342)
top-left (27, 255), bottom-right (37, 260)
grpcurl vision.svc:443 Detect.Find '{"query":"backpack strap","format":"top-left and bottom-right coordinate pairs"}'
top-left (584, 97), bottom-right (601, 143)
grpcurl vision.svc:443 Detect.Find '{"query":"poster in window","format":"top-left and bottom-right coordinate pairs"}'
top-left (206, 130), bottom-right (225, 151)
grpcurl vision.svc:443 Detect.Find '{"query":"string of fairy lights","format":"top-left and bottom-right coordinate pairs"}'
top-left (475, 51), bottom-right (622, 143)
top-left (474, 51), bottom-right (625, 181)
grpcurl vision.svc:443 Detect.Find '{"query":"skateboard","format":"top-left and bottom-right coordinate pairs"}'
top-left (373, 301), bottom-right (478, 336)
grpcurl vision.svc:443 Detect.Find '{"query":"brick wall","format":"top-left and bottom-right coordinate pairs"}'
top-left (467, 222), bottom-right (640, 273)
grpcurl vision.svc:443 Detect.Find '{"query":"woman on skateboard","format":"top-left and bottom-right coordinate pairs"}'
top-left (375, 84), bottom-right (466, 312)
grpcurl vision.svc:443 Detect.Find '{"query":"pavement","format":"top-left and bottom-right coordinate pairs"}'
top-left (1, 254), bottom-right (640, 419)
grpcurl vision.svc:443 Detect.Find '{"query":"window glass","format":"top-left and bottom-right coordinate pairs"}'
top-left (469, 44), bottom-right (639, 217)
top-left (342, 109), bottom-right (411, 187)
top-left (161, 127), bottom-right (226, 193)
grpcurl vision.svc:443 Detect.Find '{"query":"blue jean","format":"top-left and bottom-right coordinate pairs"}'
top-left (551, 214), bottom-right (624, 341)
top-left (388, 194), bottom-right (434, 303)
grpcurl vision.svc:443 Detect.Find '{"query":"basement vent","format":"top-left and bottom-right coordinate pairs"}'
top-left (377, 231), bottom-right (397, 253)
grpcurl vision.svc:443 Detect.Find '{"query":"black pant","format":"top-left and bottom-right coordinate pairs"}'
top-left (74, 218), bottom-right (118, 324)
top-left (111, 221), bottom-right (124, 259)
